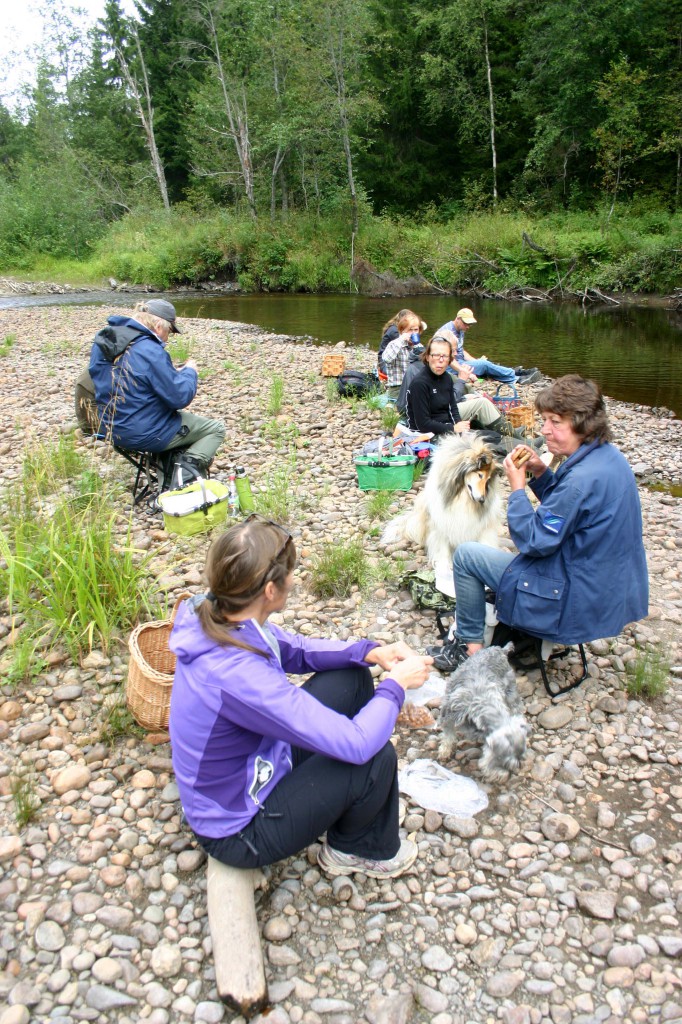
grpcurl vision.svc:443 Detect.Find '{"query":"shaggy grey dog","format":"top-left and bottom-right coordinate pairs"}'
top-left (438, 643), bottom-right (530, 783)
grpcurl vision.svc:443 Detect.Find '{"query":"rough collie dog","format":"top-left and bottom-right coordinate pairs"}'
top-left (438, 643), bottom-right (530, 783)
top-left (382, 434), bottom-right (503, 575)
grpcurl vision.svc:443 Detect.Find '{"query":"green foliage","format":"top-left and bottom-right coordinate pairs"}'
top-left (3, 635), bottom-right (48, 690)
top-left (98, 697), bottom-right (144, 745)
top-left (381, 404), bottom-right (401, 432)
top-left (1, 437), bottom-right (159, 660)
top-left (326, 377), bottom-right (341, 403)
top-left (310, 539), bottom-right (371, 597)
top-left (10, 770), bottom-right (41, 829)
top-left (253, 454), bottom-right (299, 522)
top-left (0, 334), bottom-right (15, 357)
top-left (626, 648), bottom-right (670, 701)
top-left (167, 336), bottom-right (194, 364)
top-left (365, 490), bottom-right (395, 521)
top-left (267, 374), bottom-right (285, 415)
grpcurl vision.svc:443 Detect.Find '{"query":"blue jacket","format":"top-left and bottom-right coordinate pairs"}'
top-left (495, 441), bottom-right (648, 645)
top-left (89, 316), bottom-right (197, 451)
top-left (168, 599), bottom-right (404, 839)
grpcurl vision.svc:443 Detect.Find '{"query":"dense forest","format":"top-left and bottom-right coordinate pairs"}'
top-left (0, 0), bottom-right (680, 293)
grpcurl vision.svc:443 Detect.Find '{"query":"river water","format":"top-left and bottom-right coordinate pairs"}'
top-left (3, 290), bottom-right (681, 413)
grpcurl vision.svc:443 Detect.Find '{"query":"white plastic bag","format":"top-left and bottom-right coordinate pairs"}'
top-left (398, 759), bottom-right (489, 816)
top-left (403, 671), bottom-right (446, 706)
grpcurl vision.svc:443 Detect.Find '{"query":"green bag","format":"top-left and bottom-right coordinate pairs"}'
top-left (402, 570), bottom-right (454, 610)
top-left (157, 479), bottom-right (230, 536)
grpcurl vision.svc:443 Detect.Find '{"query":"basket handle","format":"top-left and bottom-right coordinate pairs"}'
top-left (494, 383), bottom-right (519, 399)
top-left (170, 591), bottom-right (192, 622)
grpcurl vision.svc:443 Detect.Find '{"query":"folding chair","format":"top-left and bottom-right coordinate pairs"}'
top-left (111, 446), bottom-right (165, 506)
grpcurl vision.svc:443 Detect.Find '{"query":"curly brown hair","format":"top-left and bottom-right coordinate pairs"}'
top-left (535, 375), bottom-right (612, 443)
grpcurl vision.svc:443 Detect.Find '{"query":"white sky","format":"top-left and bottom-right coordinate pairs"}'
top-left (1, 0), bottom-right (137, 107)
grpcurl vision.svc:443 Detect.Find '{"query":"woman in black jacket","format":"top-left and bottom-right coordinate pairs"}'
top-left (405, 336), bottom-right (472, 436)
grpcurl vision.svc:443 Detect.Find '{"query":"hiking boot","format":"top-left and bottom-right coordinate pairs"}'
top-left (433, 638), bottom-right (470, 673)
top-left (514, 366), bottom-right (538, 376)
top-left (317, 839), bottom-right (418, 879)
top-left (516, 370), bottom-right (542, 385)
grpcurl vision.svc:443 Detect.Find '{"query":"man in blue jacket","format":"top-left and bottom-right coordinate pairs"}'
top-left (89, 299), bottom-right (225, 478)
top-left (431, 375), bottom-right (648, 672)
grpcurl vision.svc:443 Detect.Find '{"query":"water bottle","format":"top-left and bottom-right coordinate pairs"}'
top-left (227, 472), bottom-right (240, 518)
top-left (234, 465), bottom-right (255, 512)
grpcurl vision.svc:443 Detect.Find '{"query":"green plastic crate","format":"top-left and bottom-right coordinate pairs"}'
top-left (354, 455), bottom-right (416, 491)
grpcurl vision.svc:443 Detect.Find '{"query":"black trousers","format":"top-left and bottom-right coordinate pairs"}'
top-left (195, 666), bottom-right (400, 868)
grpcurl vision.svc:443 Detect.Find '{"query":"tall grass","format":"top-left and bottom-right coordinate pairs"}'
top-left (1, 436), bottom-right (159, 660)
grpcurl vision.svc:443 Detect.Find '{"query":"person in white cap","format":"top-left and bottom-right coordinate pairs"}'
top-left (438, 308), bottom-right (540, 386)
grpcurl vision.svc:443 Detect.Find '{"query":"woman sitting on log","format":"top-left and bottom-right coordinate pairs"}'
top-left (169, 515), bottom-right (432, 879)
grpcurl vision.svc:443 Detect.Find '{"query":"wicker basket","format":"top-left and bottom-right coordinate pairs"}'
top-left (506, 404), bottom-right (536, 434)
top-left (126, 593), bottom-right (190, 730)
top-left (321, 353), bottom-right (346, 377)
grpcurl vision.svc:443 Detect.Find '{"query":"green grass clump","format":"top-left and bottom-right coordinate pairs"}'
top-left (626, 649), bottom-right (670, 701)
top-left (381, 404), bottom-right (401, 432)
top-left (22, 433), bottom-right (85, 495)
top-left (1, 438), bottom-right (159, 661)
top-left (310, 540), bottom-right (371, 598)
top-left (99, 698), bottom-right (144, 745)
top-left (325, 378), bottom-right (340, 403)
top-left (11, 770), bottom-right (40, 828)
top-left (365, 490), bottom-right (395, 521)
top-left (267, 373), bottom-right (285, 415)
top-left (2, 634), bottom-right (47, 689)
top-left (0, 334), bottom-right (16, 357)
top-left (253, 456), bottom-right (298, 523)
top-left (167, 336), bottom-right (194, 364)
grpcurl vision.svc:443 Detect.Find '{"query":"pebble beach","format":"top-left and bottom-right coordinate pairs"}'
top-left (1, 303), bottom-right (682, 1024)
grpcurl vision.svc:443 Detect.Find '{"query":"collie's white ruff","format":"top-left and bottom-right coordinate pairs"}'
top-left (382, 434), bottom-right (503, 569)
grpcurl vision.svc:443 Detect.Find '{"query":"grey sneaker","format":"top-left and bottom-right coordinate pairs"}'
top-left (317, 839), bottom-right (418, 879)
top-left (433, 639), bottom-right (470, 673)
top-left (516, 370), bottom-right (542, 385)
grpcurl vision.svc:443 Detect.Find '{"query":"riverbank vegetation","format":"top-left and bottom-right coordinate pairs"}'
top-left (0, 0), bottom-right (680, 296)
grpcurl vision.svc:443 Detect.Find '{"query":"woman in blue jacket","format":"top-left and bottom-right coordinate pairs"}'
top-left (432, 375), bottom-right (648, 673)
top-left (169, 515), bottom-right (432, 878)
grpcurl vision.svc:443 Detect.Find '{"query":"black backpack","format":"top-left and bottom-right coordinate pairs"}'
top-left (337, 370), bottom-right (380, 398)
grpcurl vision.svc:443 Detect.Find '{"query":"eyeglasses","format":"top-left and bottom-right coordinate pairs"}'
top-left (429, 354), bottom-right (450, 362)
top-left (242, 513), bottom-right (293, 590)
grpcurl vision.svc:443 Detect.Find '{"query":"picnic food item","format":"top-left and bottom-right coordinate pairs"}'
top-left (511, 447), bottom-right (532, 468)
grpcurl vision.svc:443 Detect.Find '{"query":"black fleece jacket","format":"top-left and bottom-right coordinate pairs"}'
top-left (406, 365), bottom-right (462, 434)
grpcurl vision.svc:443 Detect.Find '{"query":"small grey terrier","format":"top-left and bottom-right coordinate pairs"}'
top-left (438, 643), bottom-right (530, 783)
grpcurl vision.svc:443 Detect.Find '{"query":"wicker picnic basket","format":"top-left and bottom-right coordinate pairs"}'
top-left (321, 353), bottom-right (346, 377)
top-left (126, 593), bottom-right (190, 730)
top-left (506, 403), bottom-right (536, 434)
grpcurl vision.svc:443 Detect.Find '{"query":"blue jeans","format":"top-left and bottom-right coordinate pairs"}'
top-left (463, 358), bottom-right (516, 385)
top-left (453, 542), bottom-right (516, 643)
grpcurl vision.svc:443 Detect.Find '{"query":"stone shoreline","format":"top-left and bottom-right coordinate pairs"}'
top-left (0, 305), bottom-right (681, 1024)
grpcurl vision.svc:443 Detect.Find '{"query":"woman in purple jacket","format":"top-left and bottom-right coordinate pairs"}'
top-left (169, 515), bottom-right (432, 879)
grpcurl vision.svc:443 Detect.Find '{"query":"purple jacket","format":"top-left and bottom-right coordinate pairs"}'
top-left (168, 599), bottom-right (405, 839)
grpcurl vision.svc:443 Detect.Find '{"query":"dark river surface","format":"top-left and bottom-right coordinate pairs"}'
top-left (4, 290), bottom-right (681, 414)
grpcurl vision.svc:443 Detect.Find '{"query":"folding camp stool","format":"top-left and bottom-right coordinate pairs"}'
top-left (111, 446), bottom-right (165, 506)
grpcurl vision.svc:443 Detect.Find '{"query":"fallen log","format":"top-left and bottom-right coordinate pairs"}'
top-left (207, 857), bottom-right (268, 1019)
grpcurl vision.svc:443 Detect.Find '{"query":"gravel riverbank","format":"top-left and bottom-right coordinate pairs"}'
top-left (1, 305), bottom-right (681, 1024)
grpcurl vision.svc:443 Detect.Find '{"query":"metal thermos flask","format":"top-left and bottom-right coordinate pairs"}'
top-left (234, 466), bottom-right (254, 512)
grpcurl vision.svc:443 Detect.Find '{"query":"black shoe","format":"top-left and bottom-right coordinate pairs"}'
top-left (514, 366), bottom-right (538, 376)
top-left (432, 639), bottom-right (470, 673)
top-left (516, 370), bottom-right (542, 385)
